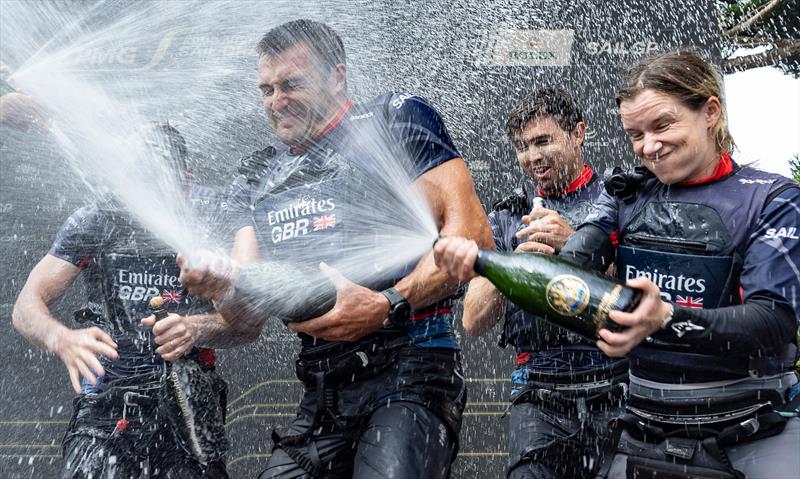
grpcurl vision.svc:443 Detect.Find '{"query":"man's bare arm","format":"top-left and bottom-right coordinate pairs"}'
top-left (179, 226), bottom-right (268, 342)
top-left (462, 277), bottom-right (506, 337)
top-left (13, 255), bottom-right (80, 351)
top-left (186, 312), bottom-right (263, 349)
top-left (394, 158), bottom-right (494, 309)
top-left (289, 158), bottom-right (494, 342)
top-left (12, 255), bottom-right (118, 393)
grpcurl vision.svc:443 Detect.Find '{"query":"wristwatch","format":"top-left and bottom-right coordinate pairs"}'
top-left (381, 287), bottom-right (411, 327)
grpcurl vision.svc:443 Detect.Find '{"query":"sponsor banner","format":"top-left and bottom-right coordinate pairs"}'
top-left (477, 29), bottom-right (574, 67)
top-left (583, 39), bottom-right (660, 57)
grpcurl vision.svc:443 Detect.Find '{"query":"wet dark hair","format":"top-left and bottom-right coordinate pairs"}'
top-left (506, 86), bottom-right (584, 139)
top-left (256, 19), bottom-right (346, 71)
top-left (615, 50), bottom-right (734, 153)
top-left (142, 122), bottom-right (188, 172)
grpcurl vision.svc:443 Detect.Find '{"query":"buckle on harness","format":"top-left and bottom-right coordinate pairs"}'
top-left (739, 417), bottom-right (760, 436)
top-left (664, 437), bottom-right (697, 461)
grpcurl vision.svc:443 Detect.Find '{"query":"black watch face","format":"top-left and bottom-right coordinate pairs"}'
top-left (390, 302), bottom-right (411, 325)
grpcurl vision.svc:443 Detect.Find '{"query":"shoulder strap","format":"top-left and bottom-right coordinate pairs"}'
top-left (238, 146), bottom-right (276, 184)
top-left (763, 183), bottom-right (799, 212)
top-left (492, 189), bottom-right (529, 214)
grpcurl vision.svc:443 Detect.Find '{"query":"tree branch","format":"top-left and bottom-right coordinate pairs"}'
top-left (724, 0), bottom-right (787, 37)
top-left (731, 35), bottom-right (798, 47)
top-left (722, 39), bottom-right (800, 73)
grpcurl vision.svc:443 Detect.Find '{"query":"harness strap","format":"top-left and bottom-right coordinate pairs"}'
top-left (271, 429), bottom-right (324, 478)
top-left (274, 331), bottom-right (454, 473)
top-left (594, 405), bottom-right (790, 478)
top-left (503, 381), bottom-right (626, 419)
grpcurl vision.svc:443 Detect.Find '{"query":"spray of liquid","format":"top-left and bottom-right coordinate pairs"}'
top-left (2, 1), bottom-right (440, 318)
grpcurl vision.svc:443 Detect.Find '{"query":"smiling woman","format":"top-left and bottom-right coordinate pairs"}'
top-left (615, 51), bottom-right (732, 185)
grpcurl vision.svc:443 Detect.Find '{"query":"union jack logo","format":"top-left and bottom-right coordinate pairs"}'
top-left (675, 295), bottom-right (703, 309)
top-left (162, 289), bottom-right (183, 304)
top-left (313, 214), bottom-right (336, 231)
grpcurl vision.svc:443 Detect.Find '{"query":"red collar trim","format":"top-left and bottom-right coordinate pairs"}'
top-left (536, 164), bottom-right (594, 197)
top-left (289, 100), bottom-right (353, 155)
top-left (679, 152), bottom-right (733, 186)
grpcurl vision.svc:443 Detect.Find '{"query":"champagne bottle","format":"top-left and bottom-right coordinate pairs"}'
top-left (474, 250), bottom-right (640, 339)
top-left (149, 296), bottom-right (228, 464)
top-left (235, 261), bottom-right (337, 323)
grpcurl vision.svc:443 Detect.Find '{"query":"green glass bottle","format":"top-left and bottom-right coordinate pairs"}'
top-left (235, 261), bottom-right (337, 323)
top-left (474, 250), bottom-right (640, 340)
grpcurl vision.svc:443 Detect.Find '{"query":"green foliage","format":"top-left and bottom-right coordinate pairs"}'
top-left (789, 154), bottom-right (800, 183)
top-left (718, 0), bottom-right (800, 76)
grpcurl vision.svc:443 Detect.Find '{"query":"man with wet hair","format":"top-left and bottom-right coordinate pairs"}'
top-left (178, 19), bottom-right (492, 478)
top-left (12, 123), bottom-right (231, 478)
top-left (463, 86), bottom-right (627, 478)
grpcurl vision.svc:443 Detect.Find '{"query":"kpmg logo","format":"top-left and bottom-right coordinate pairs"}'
top-left (53, 31), bottom-right (252, 71)
top-left (478, 29), bottom-right (574, 67)
top-left (584, 40), bottom-right (659, 56)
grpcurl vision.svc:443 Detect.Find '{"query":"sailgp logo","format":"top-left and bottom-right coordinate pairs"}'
top-left (764, 227), bottom-right (799, 240)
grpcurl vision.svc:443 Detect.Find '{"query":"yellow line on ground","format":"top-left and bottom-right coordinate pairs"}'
top-left (0, 454), bottom-right (61, 459)
top-left (227, 403), bottom-right (300, 417)
top-left (226, 378), bottom-right (509, 408)
top-left (0, 445), bottom-right (60, 448)
top-left (0, 420), bottom-right (69, 425)
top-left (228, 453), bottom-right (273, 467)
top-left (458, 452), bottom-right (508, 457)
top-left (227, 379), bottom-right (301, 408)
top-left (226, 451), bottom-right (508, 466)
top-left (224, 409), bottom-right (507, 428)
top-left (225, 413), bottom-right (296, 427)
top-left (227, 400), bottom-right (508, 417)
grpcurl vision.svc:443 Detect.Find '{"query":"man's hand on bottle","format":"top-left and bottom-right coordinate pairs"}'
top-left (596, 276), bottom-right (671, 357)
top-left (515, 208), bottom-right (573, 253)
top-left (432, 236), bottom-right (479, 283)
top-left (141, 313), bottom-right (195, 362)
top-left (177, 250), bottom-right (238, 302)
top-left (52, 326), bottom-right (118, 394)
top-left (288, 262), bottom-right (387, 341)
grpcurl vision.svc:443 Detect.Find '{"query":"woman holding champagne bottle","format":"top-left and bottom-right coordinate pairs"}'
top-left (435, 50), bottom-right (799, 478)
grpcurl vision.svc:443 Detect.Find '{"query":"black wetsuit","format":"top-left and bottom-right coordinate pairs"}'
top-left (489, 167), bottom-right (628, 479)
top-left (231, 93), bottom-right (465, 478)
top-left (50, 196), bottom-right (229, 479)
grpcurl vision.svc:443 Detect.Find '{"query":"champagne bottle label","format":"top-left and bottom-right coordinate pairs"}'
top-left (593, 285), bottom-right (622, 331)
top-left (545, 274), bottom-right (590, 317)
